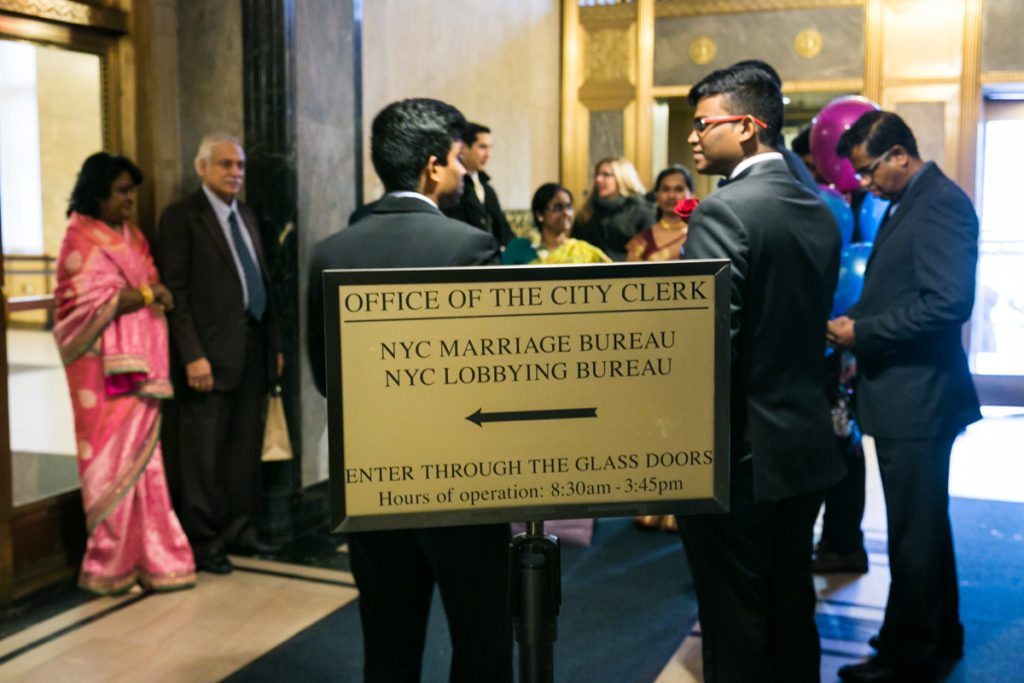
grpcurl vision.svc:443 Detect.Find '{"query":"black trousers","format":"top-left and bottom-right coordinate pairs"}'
top-left (819, 438), bottom-right (866, 554)
top-left (874, 434), bottom-right (962, 670)
top-left (175, 323), bottom-right (267, 558)
top-left (678, 458), bottom-right (825, 683)
top-left (347, 524), bottom-right (513, 683)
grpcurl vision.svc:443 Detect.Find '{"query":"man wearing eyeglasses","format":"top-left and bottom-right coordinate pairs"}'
top-left (829, 111), bottom-right (980, 683)
top-left (678, 64), bottom-right (845, 682)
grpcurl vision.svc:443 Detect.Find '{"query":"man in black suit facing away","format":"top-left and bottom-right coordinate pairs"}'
top-left (442, 122), bottom-right (513, 245)
top-left (307, 99), bottom-right (511, 683)
top-left (830, 111), bottom-right (981, 683)
top-left (157, 134), bottom-right (283, 574)
top-left (678, 65), bottom-right (845, 682)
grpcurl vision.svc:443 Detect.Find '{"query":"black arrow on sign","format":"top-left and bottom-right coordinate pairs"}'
top-left (466, 407), bottom-right (598, 427)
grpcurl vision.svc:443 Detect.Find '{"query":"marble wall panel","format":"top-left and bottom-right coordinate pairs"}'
top-left (588, 109), bottom-right (625, 174)
top-left (296, 0), bottom-right (358, 486)
top-left (882, 0), bottom-right (962, 81)
top-left (176, 0), bottom-right (244, 191)
top-left (982, 0), bottom-right (1024, 74)
top-left (361, 0), bottom-right (560, 209)
top-left (145, 0), bottom-right (185, 217)
top-left (895, 101), bottom-right (945, 166)
top-left (654, 8), bottom-right (863, 87)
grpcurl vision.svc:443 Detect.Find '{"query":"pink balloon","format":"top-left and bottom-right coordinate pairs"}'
top-left (810, 96), bottom-right (880, 193)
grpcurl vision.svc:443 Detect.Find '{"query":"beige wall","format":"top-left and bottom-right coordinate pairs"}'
top-left (175, 0), bottom-right (245, 193)
top-left (296, 0), bottom-right (359, 486)
top-left (361, 0), bottom-right (561, 210)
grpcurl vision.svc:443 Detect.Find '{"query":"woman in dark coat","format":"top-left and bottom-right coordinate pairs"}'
top-left (573, 156), bottom-right (654, 261)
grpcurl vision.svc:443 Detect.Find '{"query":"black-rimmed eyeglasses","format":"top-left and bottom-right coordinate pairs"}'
top-left (854, 148), bottom-right (894, 181)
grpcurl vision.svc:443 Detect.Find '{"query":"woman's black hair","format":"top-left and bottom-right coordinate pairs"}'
top-left (67, 152), bottom-right (143, 218)
top-left (531, 182), bottom-right (573, 229)
top-left (654, 164), bottom-right (694, 194)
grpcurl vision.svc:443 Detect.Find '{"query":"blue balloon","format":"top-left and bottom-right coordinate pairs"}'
top-left (832, 242), bottom-right (873, 317)
top-left (817, 185), bottom-right (854, 247)
top-left (857, 192), bottom-right (890, 243)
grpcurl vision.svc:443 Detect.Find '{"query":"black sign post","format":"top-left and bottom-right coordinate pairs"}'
top-left (509, 521), bottom-right (561, 683)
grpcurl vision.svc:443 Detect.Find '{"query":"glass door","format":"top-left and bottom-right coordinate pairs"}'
top-left (969, 97), bottom-right (1024, 405)
top-left (0, 32), bottom-right (108, 600)
top-left (1, 38), bottom-right (101, 503)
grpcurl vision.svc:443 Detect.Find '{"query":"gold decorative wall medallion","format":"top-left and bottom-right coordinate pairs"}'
top-left (794, 29), bottom-right (824, 59)
top-left (689, 37), bottom-right (717, 65)
top-left (586, 28), bottom-right (632, 81)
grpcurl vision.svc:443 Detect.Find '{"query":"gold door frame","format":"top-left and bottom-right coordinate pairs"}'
top-left (0, 0), bottom-right (134, 603)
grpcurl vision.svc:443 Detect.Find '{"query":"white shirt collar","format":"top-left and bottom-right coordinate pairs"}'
top-left (201, 184), bottom-right (239, 220)
top-left (388, 191), bottom-right (438, 209)
top-left (729, 152), bottom-right (784, 179)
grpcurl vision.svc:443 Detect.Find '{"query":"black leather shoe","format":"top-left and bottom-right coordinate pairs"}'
top-left (839, 655), bottom-right (940, 683)
top-left (838, 657), bottom-right (914, 682)
top-left (196, 554), bottom-right (233, 575)
top-left (869, 634), bottom-right (962, 657)
top-left (812, 547), bottom-right (869, 574)
top-left (227, 537), bottom-right (281, 557)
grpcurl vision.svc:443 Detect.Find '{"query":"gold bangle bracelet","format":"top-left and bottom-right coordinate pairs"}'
top-left (138, 284), bottom-right (155, 306)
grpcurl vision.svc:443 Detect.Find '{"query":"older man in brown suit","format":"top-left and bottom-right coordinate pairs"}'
top-left (156, 134), bottom-right (283, 574)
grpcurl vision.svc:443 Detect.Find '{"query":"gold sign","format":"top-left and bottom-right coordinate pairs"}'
top-left (688, 37), bottom-right (717, 66)
top-left (794, 29), bottom-right (824, 59)
top-left (324, 262), bottom-right (730, 531)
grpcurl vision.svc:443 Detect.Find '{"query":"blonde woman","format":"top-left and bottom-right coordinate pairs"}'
top-left (573, 157), bottom-right (654, 261)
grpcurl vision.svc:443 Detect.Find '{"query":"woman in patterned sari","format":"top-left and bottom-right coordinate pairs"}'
top-left (54, 153), bottom-right (195, 594)
top-left (502, 183), bottom-right (611, 266)
top-left (626, 164), bottom-right (697, 263)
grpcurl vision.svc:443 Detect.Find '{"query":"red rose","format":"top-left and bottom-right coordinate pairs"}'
top-left (674, 197), bottom-right (700, 222)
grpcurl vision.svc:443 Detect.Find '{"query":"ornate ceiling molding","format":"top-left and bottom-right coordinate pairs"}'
top-left (581, 3), bottom-right (636, 26)
top-left (655, 0), bottom-right (862, 18)
top-left (0, 0), bottom-right (128, 33)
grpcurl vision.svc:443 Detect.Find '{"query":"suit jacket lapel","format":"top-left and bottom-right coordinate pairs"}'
top-left (195, 190), bottom-right (237, 271)
top-left (864, 163), bottom-right (937, 274)
top-left (463, 175), bottom-right (485, 211)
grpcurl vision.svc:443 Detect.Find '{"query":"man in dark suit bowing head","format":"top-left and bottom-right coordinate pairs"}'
top-left (830, 112), bottom-right (980, 683)
top-left (307, 98), bottom-right (510, 683)
top-left (156, 134), bottom-right (283, 575)
top-left (679, 64), bottom-right (845, 682)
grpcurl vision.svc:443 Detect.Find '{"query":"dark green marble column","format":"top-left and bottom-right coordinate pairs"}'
top-left (239, 0), bottom-right (362, 542)
top-left (241, 0), bottom-right (300, 543)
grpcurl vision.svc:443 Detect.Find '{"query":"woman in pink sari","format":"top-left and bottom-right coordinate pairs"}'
top-left (54, 152), bottom-right (195, 594)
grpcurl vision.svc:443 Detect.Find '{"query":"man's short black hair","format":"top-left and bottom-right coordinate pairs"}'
top-left (371, 98), bottom-right (467, 193)
top-left (791, 126), bottom-right (812, 157)
top-left (729, 59), bottom-right (783, 89)
top-left (67, 152), bottom-right (143, 218)
top-left (835, 110), bottom-right (920, 160)
top-left (462, 122), bottom-right (491, 147)
top-left (688, 65), bottom-right (783, 146)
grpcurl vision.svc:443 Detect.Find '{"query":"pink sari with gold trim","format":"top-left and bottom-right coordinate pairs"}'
top-left (54, 212), bottom-right (195, 594)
